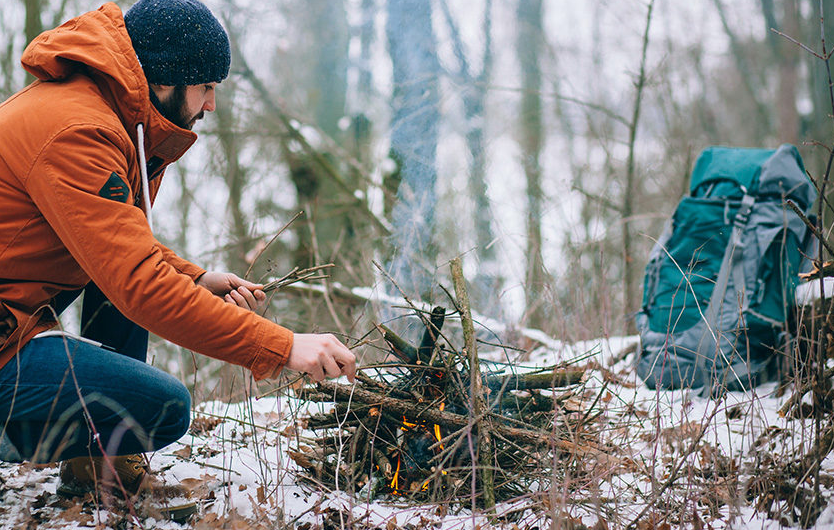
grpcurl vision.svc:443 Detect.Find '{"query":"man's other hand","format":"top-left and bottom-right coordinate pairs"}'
top-left (278, 333), bottom-right (356, 383)
top-left (196, 271), bottom-right (266, 312)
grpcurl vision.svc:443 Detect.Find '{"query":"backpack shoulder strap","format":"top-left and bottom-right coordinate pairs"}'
top-left (694, 193), bottom-right (755, 381)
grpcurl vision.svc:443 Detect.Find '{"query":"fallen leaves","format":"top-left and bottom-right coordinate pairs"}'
top-left (190, 415), bottom-right (224, 436)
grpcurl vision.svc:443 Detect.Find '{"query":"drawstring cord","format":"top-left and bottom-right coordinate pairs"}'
top-left (136, 123), bottom-right (153, 233)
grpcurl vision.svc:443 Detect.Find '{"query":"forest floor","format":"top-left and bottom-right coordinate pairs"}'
top-left (1, 331), bottom-right (833, 529)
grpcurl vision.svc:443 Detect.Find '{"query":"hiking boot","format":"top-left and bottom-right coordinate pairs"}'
top-left (57, 454), bottom-right (198, 523)
top-left (58, 454), bottom-right (148, 497)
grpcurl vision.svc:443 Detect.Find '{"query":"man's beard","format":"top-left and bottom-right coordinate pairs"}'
top-left (148, 86), bottom-right (203, 130)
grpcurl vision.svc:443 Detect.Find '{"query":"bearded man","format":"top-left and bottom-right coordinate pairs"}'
top-left (0, 0), bottom-right (355, 513)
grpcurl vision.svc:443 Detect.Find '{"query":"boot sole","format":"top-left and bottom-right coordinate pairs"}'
top-left (57, 482), bottom-right (198, 523)
top-left (56, 481), bottom-right (91, 498)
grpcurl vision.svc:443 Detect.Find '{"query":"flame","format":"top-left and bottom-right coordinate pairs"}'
top-left (433, 402), bottom-right (445, 448)
top-left (401, 415), bottom-right (417, 430)
top-left (389, 403), bottom-right (448, 493)
top-left (390, 454), bottom-right (401, 491)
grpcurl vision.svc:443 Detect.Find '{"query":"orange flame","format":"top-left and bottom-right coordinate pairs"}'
top-left (390, 454), bottom-right (401, 491)
top-left (433, 402), bottom-right (445, 448)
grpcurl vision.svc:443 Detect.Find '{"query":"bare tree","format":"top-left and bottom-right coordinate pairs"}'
top-left (516, 0), bottom-right (548, 330)
top-left (213, 77), bottom-right (251, 275)
top-left (621, 0), bottom-right (655, 330)
top-left (439, 0), bottom-right (499, 307)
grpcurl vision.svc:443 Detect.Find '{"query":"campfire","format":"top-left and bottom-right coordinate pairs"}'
top-left (288, 260), bottom-right (615, 506)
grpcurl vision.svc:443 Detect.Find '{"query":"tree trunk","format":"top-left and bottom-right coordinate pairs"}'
top-left (300, 0), bottom-right (355, 280)
top-left (516, 0), bottom-right (547, 330)
top-left (214, 78), bottom-right (251, 275)
top-left (761, 0), bottom-right (799, 144)
top-left (23, 0), bottom-right (43, 85)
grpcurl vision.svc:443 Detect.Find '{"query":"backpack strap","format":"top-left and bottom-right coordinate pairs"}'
top-left (694, 193), bottom-right (755, 387)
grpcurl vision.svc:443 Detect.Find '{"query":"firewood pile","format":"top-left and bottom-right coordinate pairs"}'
top-left (288, 260), bottom-right (618, 506)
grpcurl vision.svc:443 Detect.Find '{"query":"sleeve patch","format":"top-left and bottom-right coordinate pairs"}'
top-left (98, 172), bottom-right (130, 203)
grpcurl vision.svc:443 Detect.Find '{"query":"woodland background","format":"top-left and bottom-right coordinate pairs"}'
top-left (2, 0), bottom-right (832, 399)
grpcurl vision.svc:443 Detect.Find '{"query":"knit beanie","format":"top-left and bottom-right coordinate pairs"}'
top-left (124, 0), bottom-right (231, 86)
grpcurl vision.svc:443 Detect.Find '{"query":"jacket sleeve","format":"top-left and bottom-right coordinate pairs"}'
top-left (157, 242), bottom-right (206, 282)
top-left (23, 124), bottom-right (292, 380)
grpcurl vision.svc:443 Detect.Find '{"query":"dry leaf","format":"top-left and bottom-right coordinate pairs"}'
top-left (181, 473), bottom-right (218, 499)
top-left (288, 450), bottom-right (315, 470)
top-left (189, 415), bottom-right (224, 436)
top-left (60, 503), bottom-right (93, 526)
top-left (173, 445), bottom-right (192, 459)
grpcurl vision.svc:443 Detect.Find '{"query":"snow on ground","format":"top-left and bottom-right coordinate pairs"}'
top-left (0, 332), bottom-right (829, 529)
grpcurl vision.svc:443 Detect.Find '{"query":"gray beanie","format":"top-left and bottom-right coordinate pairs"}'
top-left (124, 0), bottom-right (231, 86)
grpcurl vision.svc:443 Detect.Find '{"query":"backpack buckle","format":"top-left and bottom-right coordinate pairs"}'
top-left (733, 194), bottom-right (755, 227)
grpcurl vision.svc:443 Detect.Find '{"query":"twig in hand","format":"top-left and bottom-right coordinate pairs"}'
top-left (262, 264), bottom-right (335, 292)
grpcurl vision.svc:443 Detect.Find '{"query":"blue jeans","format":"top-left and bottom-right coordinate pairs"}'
top-left (0, 284), bottom-right (190, 462)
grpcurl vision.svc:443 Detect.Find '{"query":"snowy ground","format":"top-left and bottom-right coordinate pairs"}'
top-left (0, 333), bottom-right (831, 529)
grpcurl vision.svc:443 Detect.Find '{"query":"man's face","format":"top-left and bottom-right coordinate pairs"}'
top-left (149, 83), bottom-right (217, 130)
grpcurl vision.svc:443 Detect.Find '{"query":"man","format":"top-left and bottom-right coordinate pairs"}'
top-left (0, 0), bottom-right (355, 504)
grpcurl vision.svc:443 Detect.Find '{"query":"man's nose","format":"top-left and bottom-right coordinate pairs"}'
top-left (203, 92), bottom-right (216, 112)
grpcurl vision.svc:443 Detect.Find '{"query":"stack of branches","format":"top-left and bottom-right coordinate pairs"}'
top-left (288, 263), bottom-right (617, 507)
top-left (753, 265), bottom-right (834, 527)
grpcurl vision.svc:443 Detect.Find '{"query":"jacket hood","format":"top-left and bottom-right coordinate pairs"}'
top-left (21, 2), bottom-right (150, 133)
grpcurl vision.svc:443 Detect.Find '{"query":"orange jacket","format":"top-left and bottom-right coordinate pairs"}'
top-left (0, 3), bottom-right (292, 379)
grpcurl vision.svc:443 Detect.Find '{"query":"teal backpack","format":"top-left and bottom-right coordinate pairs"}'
top-left (635, 145), bottom-right (817, 392)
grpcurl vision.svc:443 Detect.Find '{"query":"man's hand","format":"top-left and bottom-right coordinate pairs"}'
top-left (196, 271), bottom-right (266, 312)
top-left (277, 333), bottom-right (356, 383)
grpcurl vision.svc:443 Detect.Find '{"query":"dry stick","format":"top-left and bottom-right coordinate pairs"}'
top-left (371, 260), bottom-right (474, 409)
top-left (243, 211), bottom-right (303, 281)
top-left (786, 199), bottom-right (834, 257)
top-left (778, 365), bottom-right (834, 417)
top-left (450, 257), bottom-right (495, 511)
top-left (371, 260), bottom-right (456, 350)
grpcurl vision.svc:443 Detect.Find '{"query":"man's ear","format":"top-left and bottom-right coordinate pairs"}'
top-left (149, 84), bottom-right (174, 101)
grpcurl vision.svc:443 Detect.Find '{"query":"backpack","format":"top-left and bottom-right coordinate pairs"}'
top-left (635, 144), bottom-right (817, 392)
